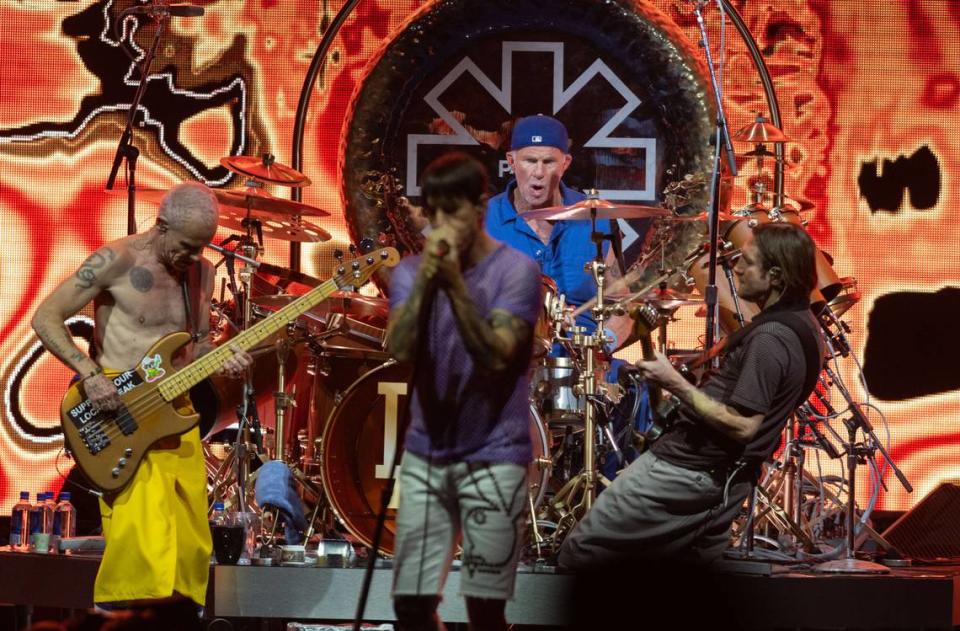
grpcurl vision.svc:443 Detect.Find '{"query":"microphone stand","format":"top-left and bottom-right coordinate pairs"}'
top-left (815, 367), bottom-right (912, 574)
top-left (352, 280), bottom-right (433, 631)
top-left (692, 0), bottom-right (739, 355)
top-left (105, 8), bottom-right (168, 235)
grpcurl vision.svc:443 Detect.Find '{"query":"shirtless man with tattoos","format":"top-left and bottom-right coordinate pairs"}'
top-left (32, 181), bottom-right (251, 612)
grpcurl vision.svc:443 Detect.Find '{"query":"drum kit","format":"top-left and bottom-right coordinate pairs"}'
top-left (136, 112), bottom-right (864, 563)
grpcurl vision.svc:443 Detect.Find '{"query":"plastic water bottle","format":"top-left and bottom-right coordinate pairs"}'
top-left (210, 501), bottom-right (226, 527)
top-left (43, 493), bottom-right (56, 535)
top-left (209, 501), bottom-right (226, 564)
top-left (8, 491), bottom-right (31, 551)
top-left (28, 492), bottom-right (53, 552)
top-left (54, 492), bottom-right (77, 555)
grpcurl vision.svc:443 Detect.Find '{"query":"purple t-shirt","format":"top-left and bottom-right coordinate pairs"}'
top-left (389, 243), bottom-right (541, 466)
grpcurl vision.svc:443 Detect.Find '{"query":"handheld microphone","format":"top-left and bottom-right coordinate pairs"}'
top-left (127, 3), bottom-right (205, 18)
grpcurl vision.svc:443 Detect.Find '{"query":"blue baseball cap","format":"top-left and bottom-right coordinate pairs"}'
top-left (510, 114), bottom-right (570, 153)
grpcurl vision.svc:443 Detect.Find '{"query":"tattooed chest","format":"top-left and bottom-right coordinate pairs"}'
top-left (120, 268), bottom-right (186, 328)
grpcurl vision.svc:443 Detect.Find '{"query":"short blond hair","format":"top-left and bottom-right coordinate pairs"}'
top-left (158, 182), bottom-right (219, 234)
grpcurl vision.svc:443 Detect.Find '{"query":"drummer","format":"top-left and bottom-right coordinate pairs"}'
top-left (485, 114), bottom-right (634, 349)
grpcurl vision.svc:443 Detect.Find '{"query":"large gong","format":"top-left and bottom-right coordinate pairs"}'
top-left (339, 0), bottom-right (717, 293)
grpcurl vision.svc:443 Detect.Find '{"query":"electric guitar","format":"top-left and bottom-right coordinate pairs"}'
top-left (627, 303), bottom-right (677, 445)
top-left (60, 247), bottom-right (400, 494)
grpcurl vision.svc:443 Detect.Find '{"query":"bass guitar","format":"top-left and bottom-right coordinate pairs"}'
top-left (60, 247), bottom-right (400, 494)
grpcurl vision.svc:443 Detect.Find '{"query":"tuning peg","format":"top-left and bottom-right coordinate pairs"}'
top-left (333, 248), bottom-right (344, 263)
top-left (358, 238), bottom-right (375, 254)
top-left (348, 243), bottom-right (358, 255)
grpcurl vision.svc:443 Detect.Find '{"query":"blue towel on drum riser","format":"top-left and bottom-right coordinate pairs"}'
top-left (254, 460), bottom-right (308, 544)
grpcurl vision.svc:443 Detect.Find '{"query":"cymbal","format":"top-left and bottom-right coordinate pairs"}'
top-left (522, 197), bottom-right (672, 221)
top-left (105, 185), bottom-right (330, 217)
top-left (256, 262), bottom-right (322, 290)
top-left (734, 115), bottom-right (790, 143)
top-left (641, 287), bottom-right (703, 310)
top-left (731, 202), bottom-right (772, 215)
top-left (220, 154), bottom-right (311, 187)
top-left (217, 206), bottom-right (331, 242)
top-left (252, 292), bottom-right (389, 326)
top-left (662, 211), bottom-right (740, 223)
top-left (213, 188), bottom-right (330, 217)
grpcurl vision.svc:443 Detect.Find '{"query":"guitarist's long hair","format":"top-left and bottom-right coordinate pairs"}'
top-left (752, 223), bottom-right (817, 304)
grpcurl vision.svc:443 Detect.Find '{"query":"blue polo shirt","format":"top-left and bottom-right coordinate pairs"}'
top-left (486, 180), bottom-right (610, 330)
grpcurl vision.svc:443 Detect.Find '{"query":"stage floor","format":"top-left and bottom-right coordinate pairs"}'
top-left (1, 549), bottom-right (959, 629)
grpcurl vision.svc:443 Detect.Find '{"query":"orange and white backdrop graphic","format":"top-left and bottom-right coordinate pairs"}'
top-left (0, 0), bottom-right (955, 513)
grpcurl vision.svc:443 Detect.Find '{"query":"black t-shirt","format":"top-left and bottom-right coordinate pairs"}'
top-left (651, 308), bottom-right (823, 471)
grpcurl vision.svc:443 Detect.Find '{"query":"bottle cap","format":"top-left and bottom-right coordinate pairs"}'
top-left (19, 491), bottom-right (29, 500)
top-left (60, 492), bottom-right (71, 501)
top-left (213, 501), bottom-right (225, 511)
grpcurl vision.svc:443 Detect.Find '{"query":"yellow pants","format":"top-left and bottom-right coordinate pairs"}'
top-left (94, 426), bottom-right (211, 606)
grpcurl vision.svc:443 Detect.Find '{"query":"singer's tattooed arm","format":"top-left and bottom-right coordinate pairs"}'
top-left (444, 273), bottom-right (531, 372)
top-left (386, 270), bottom-right (432, 363)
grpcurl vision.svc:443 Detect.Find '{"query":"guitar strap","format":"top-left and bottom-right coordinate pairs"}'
top-left (180, 263), bottom-right (202, 343)
top-left (719, 307), bottom-right (822, 410)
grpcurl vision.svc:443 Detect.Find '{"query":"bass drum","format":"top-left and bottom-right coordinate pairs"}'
top-left (319, 360), bottom-right (550, 556)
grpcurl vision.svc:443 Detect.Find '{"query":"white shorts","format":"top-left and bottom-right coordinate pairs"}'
top-left (391, 452), bottom-right (528, 600)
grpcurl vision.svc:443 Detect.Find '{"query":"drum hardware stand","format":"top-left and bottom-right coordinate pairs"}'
top-left (272, 328), bottom-right (296, 462)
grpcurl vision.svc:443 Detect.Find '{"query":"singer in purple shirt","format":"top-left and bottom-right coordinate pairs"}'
top-left (387, 152), bottom-right (541, 631)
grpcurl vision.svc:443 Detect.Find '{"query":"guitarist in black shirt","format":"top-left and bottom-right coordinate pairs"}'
top-left (560, 222), bottom-right (824, 569)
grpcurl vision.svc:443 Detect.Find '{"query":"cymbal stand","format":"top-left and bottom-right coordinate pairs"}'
top-left (273, 330), bottom-right (295, 462)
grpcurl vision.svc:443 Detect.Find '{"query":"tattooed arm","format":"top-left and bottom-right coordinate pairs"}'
top-left (386, 263), bottom-right (434, 364)
top-left (32, 244), bottom-right (127, 409)
top-left (444, 273), bottom-right (531, 372)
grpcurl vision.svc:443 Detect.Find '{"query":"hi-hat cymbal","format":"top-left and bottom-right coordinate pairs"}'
top-left (217, 206), bottom-right (331, 242)
top-left (522, 197), bottom-right (672, 221)
top-left (220, 154), bottom-right (311, 187)
top-left (213, 188), bottom-right (330, 217)
top-left (734, 115), bottom-right (790, 143)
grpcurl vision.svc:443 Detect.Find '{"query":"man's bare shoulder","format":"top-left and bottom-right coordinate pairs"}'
top-left (70, 235), bottom-right (144, 292)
